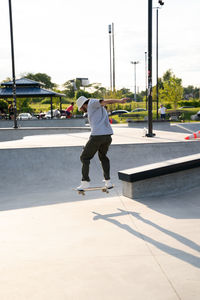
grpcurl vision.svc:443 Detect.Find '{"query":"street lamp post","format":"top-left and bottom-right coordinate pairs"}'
top-left (156, 7), bottom-right (159, 120)
top-left (146, 0), bottom-right (163, 137)
top-left (131, 61), bottom-right (139, 101)
top-left (145, 51), bottom-right (148, 110)
top-left (108, 24), bottom-right (112, 92)
top-left (8, 0), bottom-right (18, 128)
top-left (146, 0), bottom-right (155, 137)
top-left (112, 23), bottom-right (116, 91)
top-left (154, 1), bottom-right (164, 120)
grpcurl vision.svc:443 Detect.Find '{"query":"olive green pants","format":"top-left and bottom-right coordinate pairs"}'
top-left (80, 135), bottom-right (112, 182)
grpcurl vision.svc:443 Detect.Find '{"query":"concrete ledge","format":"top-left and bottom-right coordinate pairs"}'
top-left (0, 118), bottom-right (86, 128)
top-left (128, 120), bottom-right (171, 130)
top-left (118, 153), bottom-right (200, 199)
top-left (0, 127), bottom-right (91, 142)
top-left (0, 127), bottom-right (90, 131)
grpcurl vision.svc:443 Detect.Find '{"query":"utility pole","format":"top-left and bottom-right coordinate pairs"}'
top-left (8, 0), bottom-right (18, 128)
top-left (108, 24), bottom-right (113, 92)
top-left (146, 0), bottom-right (164, 136)
top-left (146, 0), bottom-right (155, 137)
top-left (131, 61), bottom-right (139, 101)
top-left (145, 51), bottom-right (148, 110)
top-left (112, 23), bottom-right (116, 91)
top-left (154, 1), bottom-right (164, 120)
top-left (156, 7), bottom-right (159, 120)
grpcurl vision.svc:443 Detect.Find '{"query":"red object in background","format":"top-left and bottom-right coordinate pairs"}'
top-left (185, 130), bottom-right (200, 140)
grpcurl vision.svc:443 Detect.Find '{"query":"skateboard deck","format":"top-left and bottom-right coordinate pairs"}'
top-left (74, 185), bottom-right (114, 196)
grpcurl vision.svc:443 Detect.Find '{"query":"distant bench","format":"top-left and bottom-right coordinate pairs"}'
top-left (118, 153), bottom-right (200, 199)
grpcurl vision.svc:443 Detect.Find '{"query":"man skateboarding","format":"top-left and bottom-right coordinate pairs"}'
top-left (76, 96), bottom-right (128, 191)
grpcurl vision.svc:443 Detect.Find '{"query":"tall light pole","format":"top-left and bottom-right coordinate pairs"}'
top-left (145, 51), bottom-right (148, 110)
top-left (146, 0), bottom-right (155, 137)
top-left (108, 24), bottom-right (113, 92)
top-left (156, 7), bottom-right (159, 120)
top-left (146, 0), bottom-right (164, 136)
top-left (112, 23), bottom-right (116, 91)
top-left (8, 0), bottom-right (18, 128)
top-left (154, 1), bottom-right (164, 120)
top-left (131, 61), bottom-right (139, 101)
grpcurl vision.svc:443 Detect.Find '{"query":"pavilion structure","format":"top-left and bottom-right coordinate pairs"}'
top-left (0, 78), bottom-right (65, 119)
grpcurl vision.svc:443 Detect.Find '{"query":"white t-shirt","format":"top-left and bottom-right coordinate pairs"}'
top-left (159, 106), bottom-right (166, 114)
top-left (87, 99), bottom-right (113, 136)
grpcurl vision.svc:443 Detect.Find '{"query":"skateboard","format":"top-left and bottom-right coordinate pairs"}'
top-left (74, 185), bottom-right (114, 196)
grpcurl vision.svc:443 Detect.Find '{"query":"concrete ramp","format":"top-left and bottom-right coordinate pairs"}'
top-left (1, 141), bottom-right (200, 211)
top-left (1, 132), bottom-right (200, 299)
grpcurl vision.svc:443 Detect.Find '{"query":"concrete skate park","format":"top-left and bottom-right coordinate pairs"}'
top-left (0, 120), bottom-right (200, 300)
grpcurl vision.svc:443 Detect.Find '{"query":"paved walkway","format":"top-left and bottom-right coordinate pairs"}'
top-left (0, 125), bottom-right (199, 299)
top-left (0, 125), bottom-right (189, 149)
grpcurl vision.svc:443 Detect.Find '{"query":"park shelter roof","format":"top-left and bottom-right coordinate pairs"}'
top-left (1, 78), bottom-right (45, 87)
top-left (0, 78), bottom-right (65, 98)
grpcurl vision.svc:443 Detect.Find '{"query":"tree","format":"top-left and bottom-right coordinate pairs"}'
top-left (17, 98), bottom-right (33, 113)
top-left (0, 99), bottom-right (8, 112)
top-left (163, 69), bottom-right (172, 82)
top-left (1, 77), bottom-right (12, 83)
top-left (183, 85), bottom-right (200, 99)
top-left (152, 78), bottom-right (163, 102)
top-left (159, 76), bottom-right (183, 109)
top-left (162, 69), bottom-right (182, 86)
top-left (63, 80), bottom-right (76, 98)
top-left (89, 83), bottom-right (107, 99)
top-left (63, 79), bottom-right (87, 98)
top-left (75, 90), bottom-right (91, 99)
top-left (24, 73), bottom-right (56, 89)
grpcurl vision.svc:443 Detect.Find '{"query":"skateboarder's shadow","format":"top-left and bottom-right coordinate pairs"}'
top-left (92, 209), bottom-right (200, 269)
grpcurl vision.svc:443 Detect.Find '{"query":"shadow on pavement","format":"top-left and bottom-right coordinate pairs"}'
top-left (93, 208), bottom-right (200, 269)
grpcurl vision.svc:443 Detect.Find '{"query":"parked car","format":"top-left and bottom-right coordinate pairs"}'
top-left (179, 106), bottom-right (195, 109)
top-left (131, 108), bottom-right (146, 112)
top-left (109, 110), bottom-right (129, 116)
top-left (190, 111), bottom-right (200, 121)
top-left (17, 113), bottom-right (32, 120)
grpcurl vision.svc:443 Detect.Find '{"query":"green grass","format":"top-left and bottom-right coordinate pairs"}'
top-left (110, 107), bottom-right (200, 123)
top-left (30, 101), bottom-right (200, 122)
top-left (30, 103), bottom-right (74, 113)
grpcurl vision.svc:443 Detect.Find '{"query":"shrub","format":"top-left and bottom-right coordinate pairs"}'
top-left (41, 99), bottom-right (51, 104)
top-left (17, 98), bottom-right (34, 113)
top-left (165, 103), bottom-right (172, 109)
top-left (75, 90), bottom-right (91, 99)
top-left (0, 99), bottom-right (8, 112)
top-left (31, 98), bottom-right (42, 103)
top-left (61, 98), bottom-right (72, 104)
top-left (178, 99), bottom-right (200, 107)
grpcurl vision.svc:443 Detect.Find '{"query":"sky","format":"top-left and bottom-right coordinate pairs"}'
top-left (0, 0), bottom-right (200, 92)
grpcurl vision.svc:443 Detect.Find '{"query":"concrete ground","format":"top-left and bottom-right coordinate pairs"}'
top-left (0, 124), bottom-right (200, 300)
top-left (0, 124), bottom-right (196, 148)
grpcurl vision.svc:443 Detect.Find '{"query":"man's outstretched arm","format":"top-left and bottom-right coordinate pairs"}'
top-left (100, 98), bottom-right (129, 106)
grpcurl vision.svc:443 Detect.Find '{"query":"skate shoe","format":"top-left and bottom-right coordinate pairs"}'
top-left (77, 181), bottom-right (90, 191)
top-left (103, 180), bottom-right (113, 189)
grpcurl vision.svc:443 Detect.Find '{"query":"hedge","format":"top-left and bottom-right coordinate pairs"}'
top-left (178, 99), bottom-right (200, 107)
